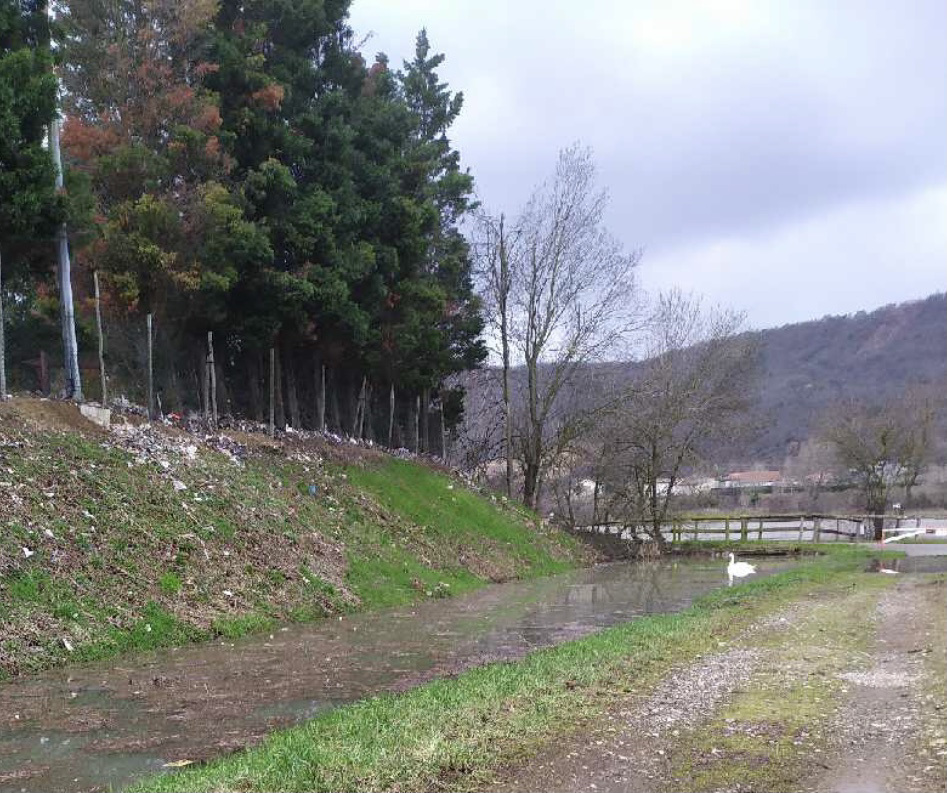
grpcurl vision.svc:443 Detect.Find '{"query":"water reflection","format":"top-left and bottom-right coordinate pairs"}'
top-left (0, 556), bottom-right (797, 793)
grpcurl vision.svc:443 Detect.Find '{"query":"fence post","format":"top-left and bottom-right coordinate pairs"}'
top-left (813, 518), bottom-right (822, 543)
top-left (268, 347), bottom-right (275, 437)
top-left (725, 517), bottom-right (730, 542)
top-left (798, 517), bottom-right (805, 542)
top-left (146, 313), bottom-right (154, 420)
top-left (758, 518), bottom-right (764, 541)
top-left (94, 271), bottom-right (107, 405)
top-left (207, 331), bottom-right (217, 428)
top-left (693, 518), bottom-right (699, 542)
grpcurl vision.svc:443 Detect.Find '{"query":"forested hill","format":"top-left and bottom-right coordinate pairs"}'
top-left (735, 292), bottom-right (946, 462)
top-left (455, 293), bottom-right (945, 470)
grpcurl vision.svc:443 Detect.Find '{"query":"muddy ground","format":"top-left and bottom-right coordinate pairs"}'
top-left (485, 575), bottom-right (946, 793)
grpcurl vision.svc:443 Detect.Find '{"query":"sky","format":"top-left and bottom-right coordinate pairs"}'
top-left (348, 0), bottom-right (946, 330)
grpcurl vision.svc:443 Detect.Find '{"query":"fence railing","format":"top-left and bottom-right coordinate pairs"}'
top-left (578, 513), bottom-right (935, 544)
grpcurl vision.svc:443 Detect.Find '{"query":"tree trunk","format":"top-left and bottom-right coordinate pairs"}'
top-left (248, 353), bottom-right (263, 421)
top-left (50, 116), bottom-right (82, 401)
top-left (0, 249), bottom-right (6, 400)
top-left (352, 376), bottom-right (367, 438)
top-left (388, 383), bottom-right (395, 447)
top-left (414, 394), bottom-right (420, 453)
top-left (274, 346), bottom-right (285, 430)
top-left (284, 346), bottom-right (300, 429)
top-left (361, 380), bottom-right (372, 440)
top-left (329, 367), bottom-right (342, 432)
top-left (93, 271), bottom-right (107, 405)
top-left (215, 360), bottom-right (230, 418)
top-left (421, 386), bottom-right (430, 453)
top-left (268, 347), bottom-right (275, 437)
top-left (440, 399), bottom-right (448, 461)
top-left (499, 214), bottom-right (513, 499)
top-left (316, 361), bottom-right (326, 432)
top-left (522, 459), bottom-right (540, 511)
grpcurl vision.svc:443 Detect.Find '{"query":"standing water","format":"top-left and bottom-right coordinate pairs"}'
top-left (0, 556), bottom-right (799, 792)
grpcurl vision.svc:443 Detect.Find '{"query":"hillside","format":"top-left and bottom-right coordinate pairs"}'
top-left (455, 293), bottom-right (946, 470)
top-left (740, 292), bottom-right (946, 462)
top-left (0, 399), bottom-right (591, 679)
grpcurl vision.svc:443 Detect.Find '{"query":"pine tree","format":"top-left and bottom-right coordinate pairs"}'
top-left (0, 0), bottom-right (62, 396)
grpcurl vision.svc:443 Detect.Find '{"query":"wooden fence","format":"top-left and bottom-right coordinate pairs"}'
top-left (580, 513), bottom-right (930, 544)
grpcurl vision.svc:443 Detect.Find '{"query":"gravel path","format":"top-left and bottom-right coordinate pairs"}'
top-left (807, 578), bottom-right (947, 793)
top-left (483, 576), bottom-right (946, 793)
top-left (484, 647), bottom-right (763, 793)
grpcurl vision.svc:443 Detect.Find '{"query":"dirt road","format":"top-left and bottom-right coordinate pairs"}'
top-left (486, 575), bottom-right (946, 793)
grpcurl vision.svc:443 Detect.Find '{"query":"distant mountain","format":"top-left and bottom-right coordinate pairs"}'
top-left (740, 292), bottom-right (945, 462)
top-left (456, 293), bottom-right (946, 469)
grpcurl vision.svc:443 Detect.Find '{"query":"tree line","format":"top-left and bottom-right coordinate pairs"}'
top-left (1, 0), bottom-right (483, 449)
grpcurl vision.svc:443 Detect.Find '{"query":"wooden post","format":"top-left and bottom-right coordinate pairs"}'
top-left (388, 383), bottom-right (395, 448)
top-left (207, 331), bottom-right (217, 428)
top-left (798, 517), bottom-right (805, 542)
top-left (317, 363), bottom-right (326, 432)
top-left (268, 347), bottom-right (275, 437)
top-left (813, 518), bottom-right (822, 543)
top-left (693, 519), bottom-right (698, 541)
top-left (202, 352), bottom-right (210, 419)
top-left (740, 517), bottom-right (748, 542)
top-left (724, 517), bottom-right (730, 542)
top-left (93, 271), bottom-right (107, 405)
top-left (146, 313), bottom-right (154, 419)
top-left (757, 518), bottom-right (763, 541)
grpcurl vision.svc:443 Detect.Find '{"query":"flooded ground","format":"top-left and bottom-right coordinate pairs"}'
top-left (0, 556), bottom-right (800, 792)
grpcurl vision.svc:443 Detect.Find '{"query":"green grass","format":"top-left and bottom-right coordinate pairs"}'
top-left (133, 548), bottom-right (883, 793)
top-left (0, 417), bottom-right (587, 677)
top-left (345, 459), bottom-right (578, 575)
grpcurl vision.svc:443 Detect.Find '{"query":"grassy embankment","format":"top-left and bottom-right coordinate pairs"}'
top-left (0, 399), bottom-right (587, 678)
top-left (135, 545), bottom-right (895, 793)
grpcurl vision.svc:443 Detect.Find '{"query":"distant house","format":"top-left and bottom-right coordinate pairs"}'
top-left (722, 470), bottom-right (783, 489)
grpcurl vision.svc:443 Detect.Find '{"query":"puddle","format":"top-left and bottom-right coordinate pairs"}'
top-left (871, 556), bottom-right (947, 574)
top-left (0, 556), bottom-right (800, 792)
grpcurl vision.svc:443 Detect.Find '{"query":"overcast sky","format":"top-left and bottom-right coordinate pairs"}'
top-left (348, 0), bottom-right (946, 330)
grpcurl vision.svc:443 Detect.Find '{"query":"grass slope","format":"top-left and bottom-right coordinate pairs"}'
top-left (135, 546), bottom-right (888, 793)
top-left (0, 400), bottom-right (587, 678)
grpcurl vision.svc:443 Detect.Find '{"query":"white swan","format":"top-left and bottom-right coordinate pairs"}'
top-left (727, 552), bottom-right (756, 585)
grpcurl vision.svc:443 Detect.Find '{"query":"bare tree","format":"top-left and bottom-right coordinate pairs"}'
top-left (596, 292), bottom-right (758, 549)
top-left (783, 438), bottom-right (839, 510)
top-left (472, 211), bottom-right (516, 497)
top-left (481, 144), bottom-right (642, 509)
top-left (821, 389), bottom-right (934, 538)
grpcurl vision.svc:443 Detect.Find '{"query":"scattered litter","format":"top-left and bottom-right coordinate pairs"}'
top-left (162, 760), bottom-right (194, 768)
top-left (21, 547), bottom-right (34, 558)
